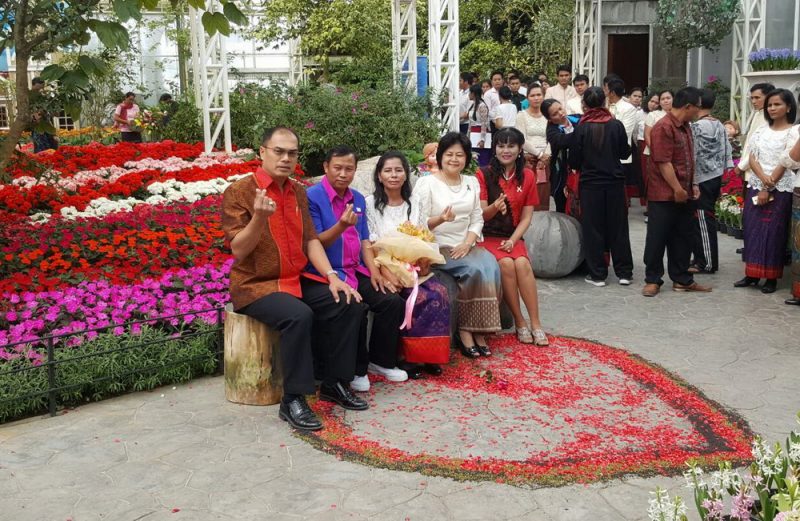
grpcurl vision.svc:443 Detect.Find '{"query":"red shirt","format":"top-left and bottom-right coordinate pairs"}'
top-left (648, 111), bottom-right (696, 202)
top-left (477, 167), bottom-right (539, 237)
top-left (222, 167), bottom-right (318, 309)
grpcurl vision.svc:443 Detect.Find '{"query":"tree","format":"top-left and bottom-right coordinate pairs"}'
top-left (250, 0), bottom-right (391, 80)
top-left (0, 0), bottom-right (246, 173)
top-left (458, 0), bottom-right (574, 79)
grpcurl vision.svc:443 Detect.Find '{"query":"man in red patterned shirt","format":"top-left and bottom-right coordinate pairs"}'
top-left (222, 127), bottom-right (367, 432)
top-left (642, 88), bottom-right (713, 297)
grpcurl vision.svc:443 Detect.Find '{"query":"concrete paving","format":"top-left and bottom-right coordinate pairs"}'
top-left (1, 204), bottom-right (799, 521)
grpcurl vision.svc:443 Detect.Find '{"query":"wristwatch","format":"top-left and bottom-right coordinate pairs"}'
top-left (325, 269), bottom-right (338, 278)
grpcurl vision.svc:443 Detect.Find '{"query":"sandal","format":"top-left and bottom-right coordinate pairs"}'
top-left (532, 329), bottom-right (549, 346)
top-left (516, 327), bottom-right (534, 344)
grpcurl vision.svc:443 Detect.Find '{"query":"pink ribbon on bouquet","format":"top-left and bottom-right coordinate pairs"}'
top-left (399, 263), bottom-right (420, 330)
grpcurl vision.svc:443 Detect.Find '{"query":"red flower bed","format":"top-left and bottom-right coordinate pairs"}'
top-left (0, 197), bottom-right (230, 294)
top-left (0, 158), bottom-right (260, 216)
top-left (14, 141), bottom-right (207, 177)
top-left (300, 334), bottom-right (753, 486)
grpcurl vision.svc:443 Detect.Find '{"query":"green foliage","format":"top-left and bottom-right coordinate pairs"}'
top-left (703, 76), bottom-right (731, 122)
top-left (656, 0), bottom-right (739, 52)
top-left (0, 325), bottom-right (218, 423)
top-left (250, 0), bottom-right (391, 78)
top-left (160, 99), bottom-right (204, 144)
top-left (458, 0), bottom-right (574, 79)
top-left (229, 82), bottom-right (440, 176)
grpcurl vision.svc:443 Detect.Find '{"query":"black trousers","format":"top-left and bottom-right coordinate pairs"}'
top-left (580, 184), bottom-right (634, 280)
top-left (354, 272), bottom-right (405, 375)
top-left (690, 176), bottom-right (722, 272)
top-left (550, 161), bottom-right (568, 213)
top-left (239, 278), bottom-right (362, 394)
top-left (643, 201), bottom-right (695, 286)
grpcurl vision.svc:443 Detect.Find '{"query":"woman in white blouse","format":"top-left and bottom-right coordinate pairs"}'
top-left (734, 89), bottom-right (798, 294)
top-left (365, 151), bottom-right (451, 377)
top-left (412, 132), bottom-right (502, 358)
top-left (515, 84), bottom-right (552, 211)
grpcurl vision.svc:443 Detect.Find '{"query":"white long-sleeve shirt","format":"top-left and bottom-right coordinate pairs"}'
top-left (609, 98), bottom-right (638, 164)
top-left (411, 174), bottom-right (484, 247)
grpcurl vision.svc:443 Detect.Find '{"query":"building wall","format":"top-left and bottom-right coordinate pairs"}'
top-left (598, 0), bottom-right (686, 88)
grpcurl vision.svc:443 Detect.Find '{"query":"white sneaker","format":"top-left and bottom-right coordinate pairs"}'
top-left (367, 363), bottom-right (408, 382)
top-left (584, 276), bottom-right (607, 287)
top-left (619, 278), bottom-right (632, 286)
top-left (350, 375), bottom-right (370, 392)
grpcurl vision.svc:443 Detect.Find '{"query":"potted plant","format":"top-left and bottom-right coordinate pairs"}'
top-left (716, 198), bottom-right (728, 234)
top-left (743, 49), bottom-right (800, 95)
top-left (647, 413), bottom-right (800, 521)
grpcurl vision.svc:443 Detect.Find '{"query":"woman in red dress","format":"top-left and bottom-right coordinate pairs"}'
top-left (476, 127), bottom-right (549, 346)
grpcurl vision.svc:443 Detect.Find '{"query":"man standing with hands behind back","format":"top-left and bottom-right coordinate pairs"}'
top-left (222, 127), bottom-right (366, 433)
top-left (642, 88), bottom-right (713, 297)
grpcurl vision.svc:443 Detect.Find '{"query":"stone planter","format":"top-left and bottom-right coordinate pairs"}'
top-left (743, 70), bottom-right (800, 96)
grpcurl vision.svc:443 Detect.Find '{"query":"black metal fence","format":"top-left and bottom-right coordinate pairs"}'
top-left (0, 307), bottom-right (225, 422)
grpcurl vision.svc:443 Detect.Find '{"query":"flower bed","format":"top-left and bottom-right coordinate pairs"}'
top-left (0, 141), bottom-right (267, 421)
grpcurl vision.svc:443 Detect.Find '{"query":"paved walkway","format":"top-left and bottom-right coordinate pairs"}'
top-left (2, 205), bottom-right (799, 521)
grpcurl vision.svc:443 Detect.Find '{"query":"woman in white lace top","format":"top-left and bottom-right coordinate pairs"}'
top-left (365, 151), bottom-right (451, 377)
top-left (780, 127), bottom-right (800, 306)
top-left (734, 89), bottom-right (798, 293)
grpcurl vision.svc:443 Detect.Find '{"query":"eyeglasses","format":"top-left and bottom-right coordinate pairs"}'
top-left (263, 147), bottom-right (299, 159)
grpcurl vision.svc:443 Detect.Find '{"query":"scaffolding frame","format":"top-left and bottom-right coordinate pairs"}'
top-left (188, 0), bottom-right (231, 153)
top-left (427, 0), bottom-right (460, 132)
top-left (391, 0), bottom-right (418, 91)
top-left (572, 0), bottom-right (602, 84)
top-left (730, 0), bottom-right (766, 122)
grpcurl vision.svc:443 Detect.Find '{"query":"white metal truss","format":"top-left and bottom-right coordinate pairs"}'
top-left (392, 0), bottom-right (418, 91)
top-left (572, 0), bottom-right (601, 84)
top-left (188, 0), bottom-right (232, 153)
top-left (730, 0), bottom-right (766, 122)
top-left (288, 38), bottom-right (305, 87)
top-left (428, 0), bottom-right (460, 132)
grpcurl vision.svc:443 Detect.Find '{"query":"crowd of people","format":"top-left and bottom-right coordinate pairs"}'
top-left (223, 66), bottom-right (800, 432)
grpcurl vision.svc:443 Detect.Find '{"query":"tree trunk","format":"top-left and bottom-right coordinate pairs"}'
top-left (223, 306), bottom-right (284, 406)
top-left (0, 51), bottom-right (32, 180)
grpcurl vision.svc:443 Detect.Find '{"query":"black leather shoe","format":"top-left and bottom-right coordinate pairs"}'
top-left (785, 298), bottom-right (800, 306)
top-left (319, 382), bottom-right (369, 411)
top-left (399, 362), bottom-right (424, 379)
top-left (761, 279), bottom-right (777, 294)
top-left (475, 344), bottom-right (492, 357)
top-left (736, 247), bottom-right (744, 254)
top-left (279, 396), bottom-right (322, 431)
top-left (733, 276), bottom-right (759, 288)
top-left (423, 364), bottom-right (442, 376)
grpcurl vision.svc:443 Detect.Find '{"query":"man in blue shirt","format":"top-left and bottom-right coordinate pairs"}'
top-left (306, 146), bottom-right (408, 394)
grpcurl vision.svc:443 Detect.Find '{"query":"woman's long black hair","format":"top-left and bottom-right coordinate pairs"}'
top-left (487, 127), bottom-right (526, 186)
top-left (372, 150), bottom-right (412, 218)
top-left (469, 83), bottom-right (485, 122)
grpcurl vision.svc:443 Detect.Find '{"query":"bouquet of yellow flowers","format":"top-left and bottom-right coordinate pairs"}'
top-left (372, 222), bottom-right (444, 288)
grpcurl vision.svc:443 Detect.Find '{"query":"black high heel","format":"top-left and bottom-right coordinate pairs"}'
top-left (455, 335), bottom-right (480, 359)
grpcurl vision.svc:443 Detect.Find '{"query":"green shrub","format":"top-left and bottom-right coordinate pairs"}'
top-left (0, 324), bottom-right (218, 423)
top-left (229, 82), bottom-right (441, 175)
top-left (703, 76), bottom-right (731, 122)
top-left (160, 99), bottom-right (204, 144)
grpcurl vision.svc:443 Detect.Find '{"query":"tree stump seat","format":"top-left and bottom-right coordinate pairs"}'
top-left (223, 305), bottom-right (283, 406)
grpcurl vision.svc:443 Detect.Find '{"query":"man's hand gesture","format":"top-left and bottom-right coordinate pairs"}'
top-left (254, 189), bottom-right (276, 221)
top-left (329, 277), bottom-right (362, 304)
top-left (338, 204), bottom-right (359, 228)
